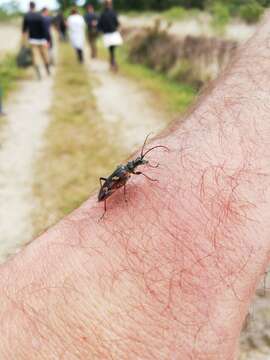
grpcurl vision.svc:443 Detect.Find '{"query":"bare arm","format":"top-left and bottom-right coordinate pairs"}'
top-left (2, 14), bottom-right (270, 360)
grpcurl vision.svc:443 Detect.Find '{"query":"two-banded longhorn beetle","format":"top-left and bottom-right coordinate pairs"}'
top-left (98, 134), bottom-right (168, 219)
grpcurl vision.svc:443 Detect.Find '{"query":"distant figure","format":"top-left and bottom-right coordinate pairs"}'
top-left (84, 4), bottom-right (99, 59)
top-left (98, 0), bottom-right (122, 72)
top-left (54, 11), bottom-right (67, 41)
top-left (67, 7), bottom-right (86, 64)
top-left (41, 7), bottom-right (54, 65)
top-left (22, 1), bottom-right (50, 79)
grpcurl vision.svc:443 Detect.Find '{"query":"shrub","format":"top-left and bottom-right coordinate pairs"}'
top-left (163, 6), bottom-right (188, 20)
top-left (168, 59), bottom-right (199, 84)
top-left (210, 2), bottom-right (230, 33)
top-left (239, 1), bottom-right (264, 23)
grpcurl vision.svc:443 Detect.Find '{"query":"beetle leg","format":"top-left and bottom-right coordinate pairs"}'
top-left (100, 200), bottom-right (107, 221)
top-left (124, 185), bottom-right (128, 202)
top-left (134, 171), bottom-right (158, 182)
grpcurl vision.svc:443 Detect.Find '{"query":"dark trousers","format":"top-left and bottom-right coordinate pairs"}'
top-left (109, 46), bottom-right (116, 67)
top-left (88, 32), bottom-right (98, 58)
top-left (76, 48), bottom-right (84, 63)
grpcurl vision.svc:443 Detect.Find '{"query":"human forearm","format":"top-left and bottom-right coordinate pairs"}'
top-left (1, 14), bottom-right (270, 360)
top-left (0, 127), bottom-right (265, 359)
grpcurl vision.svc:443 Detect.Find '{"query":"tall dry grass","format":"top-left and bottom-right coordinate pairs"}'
top-left (33, 44), bottom-right (123, 235)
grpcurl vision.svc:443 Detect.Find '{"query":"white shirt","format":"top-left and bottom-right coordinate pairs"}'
top-left (67, 14), bottom-right (85, 49)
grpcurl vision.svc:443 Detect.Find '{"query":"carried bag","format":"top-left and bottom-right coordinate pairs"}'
top-left (103, 31), bottom-right (123, 48)
top-left (16, 46), bottom-right (33, 68)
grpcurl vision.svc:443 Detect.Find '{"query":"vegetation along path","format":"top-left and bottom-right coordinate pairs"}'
top-left (88, 58), bottom-right (169, 151)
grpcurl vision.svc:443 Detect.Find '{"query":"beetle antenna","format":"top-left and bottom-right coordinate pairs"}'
top-left (141, 133), bottom-right (153, 158)
top-left (142, 145), bottom-right (169, 159)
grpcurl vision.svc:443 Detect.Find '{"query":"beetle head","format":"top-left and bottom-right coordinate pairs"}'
top-left (127, 158), bottom-right (147, 171)
top-left (137, 157), bottom-right (148, 165)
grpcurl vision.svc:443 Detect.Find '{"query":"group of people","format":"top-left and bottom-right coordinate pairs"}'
top-left (21, 0), bottom-right (122, 79)
top-left (22, 2), bottom-right (53, 79)
top-left (67, 0), bottom-right (122, 70)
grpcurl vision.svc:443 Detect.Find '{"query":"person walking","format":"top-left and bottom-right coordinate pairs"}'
top-left (67, 7), bottom-right (86, 64)
top-left (98, 0), bottom-right (122, 72)
top-left (84, 4), bottom-right (99, 59)
top-left (54, 11), bottom-right (67, 41)
top-left (41, 7), bottom-right (54, 65)
top-left (22, 1), bottom-right (50, 79)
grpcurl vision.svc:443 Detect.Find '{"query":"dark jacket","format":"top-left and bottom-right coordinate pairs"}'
top-left (22, 11), bottom-right (47, 40)
top-left (98, 8), bottom-right (119, 34)
top-left (43, 15), bottom-right (53, 44)
top-left (54, 13), bottom-right (67, 33)
top-left (84, 12), bottom-right (98, 33)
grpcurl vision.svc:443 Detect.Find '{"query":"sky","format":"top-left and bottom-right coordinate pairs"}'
top-left (0, 0), bottom-right (59, 11)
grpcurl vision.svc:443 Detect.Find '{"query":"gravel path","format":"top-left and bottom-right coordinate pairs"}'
top-left (0, 22), bottom-right (55, 262)
top-left (0, 23), bottom-right (20, 56)
top-left (0, 75), bottom-right (53, 262)
top-left (88, 58), bottom-right (169, 151)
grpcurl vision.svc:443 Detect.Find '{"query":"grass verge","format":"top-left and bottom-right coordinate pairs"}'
top-left (123, 7), bottom-right (200, 21)
top-left (0, 54), bottom-right (24, 99)
top-left (162, 6), bottom-right (200, 21)
top-left (100, 43), bottom-right (197, 117)
top-left (0, 54), bottom-right (26, 129)
top-left (34, 43), bottom-right (124, 234)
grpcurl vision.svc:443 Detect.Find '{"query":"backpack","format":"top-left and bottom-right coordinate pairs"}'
top-left (16, 46), bottom-right (33, 68)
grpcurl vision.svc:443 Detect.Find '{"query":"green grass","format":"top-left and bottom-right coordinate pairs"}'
top-left (0, 9), bottom-right (20, 22)
top-left (0, 54), bottom-right (24, 98)
top-left (34, 43), bottom-right (124, 233)
top-left (162, 6), bottom-right (200, 21)
top-left (209, 2), bottom-right (231, 34)
top-left (123, 7), bottom-right (200, 21)
top-left (101, 44), bottom-right (197, 117)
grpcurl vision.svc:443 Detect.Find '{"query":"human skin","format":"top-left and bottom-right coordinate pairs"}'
top-left (1, 15), bottom-right (270, 360)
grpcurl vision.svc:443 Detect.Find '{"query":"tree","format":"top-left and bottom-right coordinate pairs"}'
top-left (57, 0), bottom-right (76, 10)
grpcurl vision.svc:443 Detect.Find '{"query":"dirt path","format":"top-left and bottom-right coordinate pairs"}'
top-left (0, 74), bottom-right (53, 262)
top-left (0, 23), bottom-right (20, 56)
top-left (88, 59), bottom-right (168, 152)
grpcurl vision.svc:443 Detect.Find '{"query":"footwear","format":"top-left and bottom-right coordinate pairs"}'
top-left (35, 65), bottom-right (42, 80)
top-left (110, 64), bottom-right (118, 73)
top-left (45, 64), bottom-right (51, 76)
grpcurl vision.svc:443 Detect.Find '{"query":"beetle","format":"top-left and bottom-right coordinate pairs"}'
top-left (98, 134), bottom-right (168, 218)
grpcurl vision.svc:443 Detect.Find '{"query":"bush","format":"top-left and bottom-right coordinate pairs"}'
top-left (210, 2), bottom-right (230, 32)
top-left (163, 6), bottom-right (188, 20)
top-left (168, 59), bottom-right (202, 87)
top-left (239, 1), bottom-right (264, 23)
top-left (163, 6), bottom-right (200, 20)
